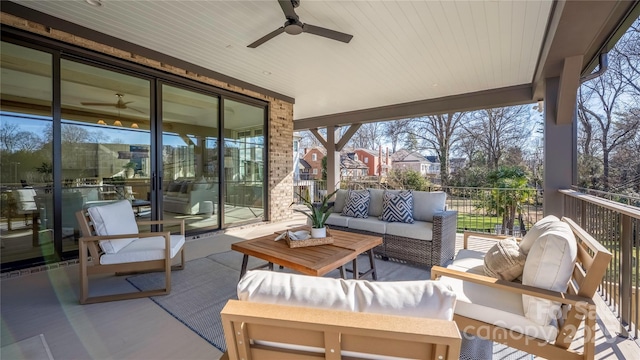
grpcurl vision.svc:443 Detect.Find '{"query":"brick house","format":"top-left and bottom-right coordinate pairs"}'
top-left (302, 147), bottom-right (327, 180)
top-left (353, 148), bottom-right (391, 176)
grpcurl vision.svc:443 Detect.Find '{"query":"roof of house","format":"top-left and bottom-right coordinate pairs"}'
top-left (341, 155), bottom-right (368, 169)
top-left (391, 149), bottom-right (432, 163)
top-left (299, 159), bottom-right (311, 169)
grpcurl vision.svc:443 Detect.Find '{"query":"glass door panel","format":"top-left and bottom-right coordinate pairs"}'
top-left (223, 99), bottom-right (265, 226)
top-left (0, 42), bottom-right (55, 268)
top-left (161, 84), bottom-right (219, 233)
top-left (61, 59), bottom-right (151, 252)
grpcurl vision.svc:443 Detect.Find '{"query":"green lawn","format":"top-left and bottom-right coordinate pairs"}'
top-left (457, 214), bottom-right (502, 232)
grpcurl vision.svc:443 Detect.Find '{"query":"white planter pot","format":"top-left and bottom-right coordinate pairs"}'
top-left (311, 227), bottom-right (326, 238)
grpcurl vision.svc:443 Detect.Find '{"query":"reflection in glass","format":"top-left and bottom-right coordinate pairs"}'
top-left (61, 59), bottom-right (152, 252)
top-left (162, 84), bottom-right (219, 232)
top-left (0, 42), bottom-right (55, 267)
top-left (224, 99), bottom-right (265, 225)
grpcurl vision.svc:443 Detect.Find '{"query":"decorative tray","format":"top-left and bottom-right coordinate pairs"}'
top-left (276, 226), bottom-right (334, 248)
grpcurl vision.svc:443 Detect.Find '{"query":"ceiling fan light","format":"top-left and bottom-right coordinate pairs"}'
top-left (113, 120), bottom-right (123, 126)
top-left (97, 119), bottom-right (107, 125)
top-left (85, 0), bottom-right (102, 7)
top-left (131, 123), bottom-right (139, 129)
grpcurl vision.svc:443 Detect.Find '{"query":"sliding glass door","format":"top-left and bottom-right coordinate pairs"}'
top-left (161, 84), bottom-right (219, 233)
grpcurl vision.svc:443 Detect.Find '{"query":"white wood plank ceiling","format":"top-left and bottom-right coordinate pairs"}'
top-left (12, 0), bottom-right (552, 121)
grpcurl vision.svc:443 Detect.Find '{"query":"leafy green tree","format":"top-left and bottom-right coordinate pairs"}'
top-left (321, 156), bottom-right (327, 180)
top-left (387, 169), bottom-right (430, 191)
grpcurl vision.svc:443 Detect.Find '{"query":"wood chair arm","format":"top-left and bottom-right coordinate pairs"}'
top-left (431, 266), bottom-right (594, 309)
top-left (463, 231), bottom-right (515, 249)
top-left (136, 219), bottom-right (185, 234)
top-left (79, 231), bottom-right (171, 243)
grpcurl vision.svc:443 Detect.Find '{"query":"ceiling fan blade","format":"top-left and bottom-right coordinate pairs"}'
top-left (303, 24), bottom-right (353, 43)
top-left (122, 101), bottom-right (134, 105)
top-left (247, 27), bottom-right (285, 48)
top-left (127, 107), bottom-right (145, 114)
top-left (278, 0), bottom-right (298, 20)
top-left (81, 102), bottom-right (116, 107)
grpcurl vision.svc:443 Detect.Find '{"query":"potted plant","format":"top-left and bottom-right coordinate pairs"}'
top-left (123, 161), bottom-right (137, 179)
top-left (291, 188), bottom-right (339, 238)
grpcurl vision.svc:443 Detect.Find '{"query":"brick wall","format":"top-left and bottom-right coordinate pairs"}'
top-left (1, 12), bottom-right (295, 223)
top-left (302, 149), bottom-right (325, 180)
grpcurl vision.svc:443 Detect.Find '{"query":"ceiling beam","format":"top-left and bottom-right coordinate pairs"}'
top-left (294, 84), bottom-right (533, 131)
top-left (556, 55), bottom-right (583, 125)
top-left (336, 124), bottom-right (361, 152)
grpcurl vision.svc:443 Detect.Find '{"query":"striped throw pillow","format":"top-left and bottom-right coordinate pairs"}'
top-left (342, 190), bottom-right (370, 218)
top-left (379, 190), bottom-right (414, 223)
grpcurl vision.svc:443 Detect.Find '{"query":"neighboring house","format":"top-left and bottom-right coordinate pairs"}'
top-left (298, 159), bottom-right (312, 180)
top-left (301, 147), bottom-right (327, 180)
top-left (353, 148), bottom-right (391, 176)
top-left (340, 154), bottom-right (369, 179)
top-left (449, 158), bottom-right (467, 174)
top-left (391, 149), bottom-right (435, 176)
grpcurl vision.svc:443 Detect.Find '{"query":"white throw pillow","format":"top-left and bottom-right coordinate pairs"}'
top-left (521, 220), bottom-right (577, 326)
top-left (519, 215), bottom-right (560, 255)
top-left (87, 200), bottom-right (139, 254)
top-left (412, 191), bottom-right (446, 222)
top-left (238, 270), bottom-right (457, 321)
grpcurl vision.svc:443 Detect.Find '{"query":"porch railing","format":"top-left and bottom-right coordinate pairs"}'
top-left (560, 189), bottom-right (640, 339)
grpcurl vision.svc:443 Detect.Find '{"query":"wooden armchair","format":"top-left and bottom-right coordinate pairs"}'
top-left (75, 200), bottom-right (185, 304)
top-left (221, 300), bottom-right (461, 360)
top-left (432, 217), bottom-right (612, 360)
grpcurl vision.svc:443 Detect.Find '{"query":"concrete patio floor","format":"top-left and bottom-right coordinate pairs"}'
top-left (1, 214), bottom-right (639, 359)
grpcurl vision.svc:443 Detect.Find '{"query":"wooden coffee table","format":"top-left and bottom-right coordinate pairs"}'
top-left (231, 228), bottom-right (382, 281)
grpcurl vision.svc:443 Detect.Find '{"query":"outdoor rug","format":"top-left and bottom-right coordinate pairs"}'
top-left (127, 250), bottom-right (531, 359)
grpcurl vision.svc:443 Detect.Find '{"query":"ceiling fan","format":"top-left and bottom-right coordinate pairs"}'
top-left (248, 0), bottom-right (353, 48)
top-left (81, 93), bottom-right (143, 113)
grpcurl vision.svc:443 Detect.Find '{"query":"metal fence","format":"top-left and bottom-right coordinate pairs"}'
top-left (561, 189), bottom-right (640, 339)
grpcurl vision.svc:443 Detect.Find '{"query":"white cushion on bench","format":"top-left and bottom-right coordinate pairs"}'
top-left (238, 270), bottom-right (457, 320)
top-left (386, 221), bottom-right (433, 241)
top-left (87, 200), bottom-right (138, 254)
top-left (412, 191), bottom-right (446, 222)
top-left (440, 251), bottom-right (558, 342)
top-left (325, 213), bottom-right (351, 227)
top-left (100, 234), bottom-right (185, 265)
top-left (348, 217), bottom-right (387, 234)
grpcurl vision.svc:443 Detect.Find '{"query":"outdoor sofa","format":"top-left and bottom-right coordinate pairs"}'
top-left (221, 270), bottom-right (461, 359)
top-left (323, 188), bottom-right (458, 267)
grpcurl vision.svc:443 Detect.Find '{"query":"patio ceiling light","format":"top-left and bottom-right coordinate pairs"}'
top-left (85, 0), bottom-right (102, 7)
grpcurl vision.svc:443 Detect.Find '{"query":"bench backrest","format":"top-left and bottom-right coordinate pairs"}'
top-left (221, 300), bottom-right (461, 360)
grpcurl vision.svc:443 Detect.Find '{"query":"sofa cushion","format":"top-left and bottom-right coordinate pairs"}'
top-left (386, 221), bottom-right (433, 241)
top-left (324, 213), bottom-right (351, 227)
top-left (333, 189), bottom-right (348, 213)
top-left (179, 181), bottom-right (191, 194)
top-left (87, 200), bottom-right (138, 254)
top-left (348, 217), bottom-right (387, 234)
top-left (483, 238), bottom-right (526, 281)
top-left (380, 190), bottom-right (414, 224)
top-left (519, 215), bottom-right (560, 255)
top-left (367, 189), bottom-right (385, 217)
top-left (522, 220), bottom-right (577, 326)
top-left (167, 182), bottom-right (182, 192)
top-left (342, 190), bottom-right (370, 218)
top-left (412, 191), bottom-right (446, 222)
top-left (238, 270), bottom-right (457, 321)
top-left (100, 234), bottom-right (185, 265)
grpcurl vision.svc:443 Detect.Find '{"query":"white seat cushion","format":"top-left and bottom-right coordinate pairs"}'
top-left (87, 200), bottom-right (138, 254)
top-left (522, 220), bottom-right (577, 326)
top-left (348, 217), bottom-right (387, 234)
top-left (324, 213), bottom-right (351, 227)
top-left (238, 270), bottom-right (457, 320)
top-left (385, 221), bottom-right (433, 241)
top-left (14, 189), bottom-right (37, 212)
top-left (442, 250), bottom-right (559, 342)
top-left (100, 234), bottom-right (185, 265)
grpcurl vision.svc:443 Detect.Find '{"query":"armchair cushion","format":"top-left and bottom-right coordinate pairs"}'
top-left (87, 200), bottom-right (138, 254)
top-left (238, 270), bottom-right (457, 321)
top-left (332, 189), bottom-right (348, 213)
top-left (99, 234), bottom-right (185, 265)
top-left (341, 189), bottom-right (370, 218)
top-left (519, 215), bottom-right (559, 255)
top-left (379, 190), bottom-right (414, 223)
top-left (412, 191), bottom-right (446, 222)
top-left (522, 220), bottom-right (577, 326)
top-left (483, 238), bottom-right (526, 281)
top-left (14, 188), bottom-right (37, 212)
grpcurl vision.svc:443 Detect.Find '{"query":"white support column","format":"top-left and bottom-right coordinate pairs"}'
top-left (544, 76), bottom-right (577, 217)
top-left (326, 126), bottom-right (341, 194)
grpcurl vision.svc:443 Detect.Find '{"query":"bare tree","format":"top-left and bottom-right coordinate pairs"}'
top-left (611, 19), bottom-right (640, 94)
top-left (382, 119), bottom-right (413, 153)
top-left (349, 122), bottom-right (384, 150)
top-left (463, 106), bottom-right (532, 170)
top-left (0, 122), bottom-right (20, 152)
top-left (411, 112), bottom-right (465, 186)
